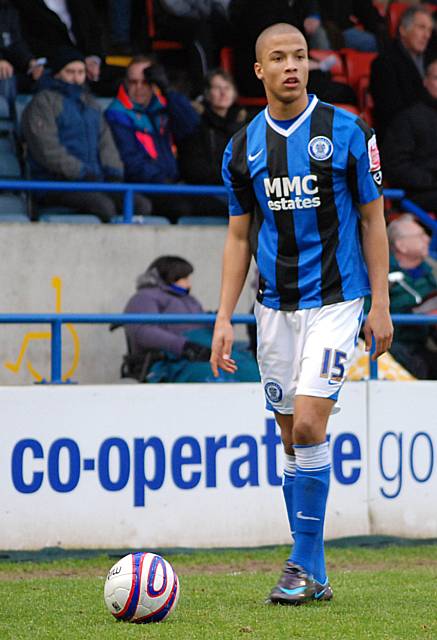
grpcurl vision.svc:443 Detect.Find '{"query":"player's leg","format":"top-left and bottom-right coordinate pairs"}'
top-left (274, 412), bottom-right (295, 537)
top-left (290, 395), bottom-right (333, 595)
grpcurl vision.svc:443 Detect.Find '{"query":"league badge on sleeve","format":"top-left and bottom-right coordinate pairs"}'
top-left (367, 134), bottom-right (381, 171)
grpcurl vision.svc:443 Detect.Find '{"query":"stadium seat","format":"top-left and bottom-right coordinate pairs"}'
top-left (0, 136), bottom-right (15, 153)
top-left (0, 152), bottom-right (21, 178)
top-left (309, 49), bottom-right (348, 84)
top-left (177, 216), bottom-right (228, 225)
top-left (145, 0), bottom-right (183, 51)
top-left (341, 50), bottom-right (378, 94)
top-left (0, 212), bottom-right (30, 223)
top-left (0, 193), bottom-right (26, 212)
top-left (387, 2), bottom-right (408, 38)
top-left (0, 96), bottom-right (13, 133)
top-left (38, 213), bottom-right (102, 223)
top-left (14, 94), bottom-right (32, 133)
top-left (96, 97), bottom-right (112, 111)
top-left (112, 215), bottom-right (171, 225)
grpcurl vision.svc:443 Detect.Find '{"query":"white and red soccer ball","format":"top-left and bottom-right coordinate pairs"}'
top-left (104, 552), bottom-right (180, 624)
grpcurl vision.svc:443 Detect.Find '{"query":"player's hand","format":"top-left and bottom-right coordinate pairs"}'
top-left (363, 306), bottom-right (393, 360)
top-left (210, 317), bottom-right (237, 377)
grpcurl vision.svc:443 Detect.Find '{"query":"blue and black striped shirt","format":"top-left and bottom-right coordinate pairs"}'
top-left (222, 95), bottom-right (383, 311)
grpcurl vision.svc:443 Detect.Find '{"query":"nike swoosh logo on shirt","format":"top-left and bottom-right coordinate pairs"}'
top-left (297, 511), bottom-right (320, 521)
top-left (248, 149), bottom-right (262, 161)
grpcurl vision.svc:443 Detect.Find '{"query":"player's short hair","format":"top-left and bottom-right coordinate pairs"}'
top-left (399, 6), bottom-right (434, 31)
top-left (255, 23), bottom-right (306, 62)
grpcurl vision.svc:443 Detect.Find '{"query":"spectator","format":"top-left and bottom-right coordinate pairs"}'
top-left (370, 6), bottom-right (434, 139)
top-left (0, 0), bottom-right (44, 106)
top-left (14, 0), bottom-right (122, 95)
top-left (382, 58), bottom-right (437, 212)
top-left (22, 48), bottom-right (151, 223)
top-left (108, 0), bottom-right (133, 55)
top-left (178, 69), bottom-right (246, 213)
top-left (387, 215), bottom-right (437, 379)
top-left (106, 56), bottom-right (221, 222)
top-left (122, 255), bottom-right (260, 382)
top-left (319, 0), bottom-right (387, 52)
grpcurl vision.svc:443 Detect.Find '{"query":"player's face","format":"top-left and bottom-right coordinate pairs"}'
top-left (254, 33), bottom-right (309, 105)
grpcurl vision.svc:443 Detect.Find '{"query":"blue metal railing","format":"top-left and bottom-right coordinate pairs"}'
top-left (0, 180), bottom-right (436, 237)
top-left (0, 313), bottom-right (434, 384)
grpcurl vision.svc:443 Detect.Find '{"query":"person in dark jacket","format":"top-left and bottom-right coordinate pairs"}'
top-left (382, 58), bottom-right (437, 212)
top-left (387, 216), bottom-right (437, 379)
top-left (123, 255), bottom-right (260, 382)
top-left (370, 6), bottom-right (434, 140)
top-left (0, 0), bottom-right (44, 105)
top-left (178, 69), bottom-right (246, 215)
top-left (106, 56), bottom-right (215, 222)
top-left (22, 48), bottom-right (151, 222)
top-left (319, 0), bottom-right (386, 51)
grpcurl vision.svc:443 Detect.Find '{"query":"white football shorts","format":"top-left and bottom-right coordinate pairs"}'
top-left (254, 297), bottom-right (364, 414)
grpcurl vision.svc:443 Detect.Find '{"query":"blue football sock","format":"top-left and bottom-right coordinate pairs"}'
top-left (289, 441), bottom-right (331, 584)
top-left (282, 453), bottom-right (296, 540)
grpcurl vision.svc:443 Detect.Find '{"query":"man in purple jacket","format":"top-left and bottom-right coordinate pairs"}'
top-left (123, 255), bottom-right (260, 382)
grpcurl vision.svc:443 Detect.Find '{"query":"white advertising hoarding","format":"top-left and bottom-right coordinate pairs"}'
top-left (0, 383), bottom-right (369, 549)
top-left (368, 381), bottom-right (437, 538)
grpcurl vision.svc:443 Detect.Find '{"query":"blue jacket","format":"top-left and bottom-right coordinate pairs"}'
top-left (105, 84), bottom-right (199, 184)
top-left (22, 76), bottom-right (123, 181)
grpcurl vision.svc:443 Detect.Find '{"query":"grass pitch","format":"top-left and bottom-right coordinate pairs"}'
top-left (0, 544), bottom-right (436, 640)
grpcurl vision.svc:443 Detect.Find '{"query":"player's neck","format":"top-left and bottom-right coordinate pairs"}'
top-left (267, 92), bottom-right (309, 120)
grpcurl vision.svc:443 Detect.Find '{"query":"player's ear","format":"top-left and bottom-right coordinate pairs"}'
top-left (254, 62), bottom-right (263, 80)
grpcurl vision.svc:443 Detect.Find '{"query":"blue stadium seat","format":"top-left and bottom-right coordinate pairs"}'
top-left (0, 136), bottom-right (15, 153)
top-left (112, 215), bottom-right (171, 225)
top-left (0, 194), bottom-right (27, 214)
top-left (0, 96), bottom-right (12, 133)
top-left (177, 216), bottom-right (228, 225)
top-left (39, 213), bottom-right (102, 224)
top-left (0, 212), bottom-right (30, 223)
top-left (0, 152), bottom-right (21, 178)
top-left (14, 94), bottom-right (32, 127)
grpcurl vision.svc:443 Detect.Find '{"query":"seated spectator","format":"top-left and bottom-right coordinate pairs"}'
top-left (370, 6), bottom-right (434, 139)
top-left (387, 215), bottom-right (437, 379)
top-left (0, 0), bottom-right (44, 107)
top-left (106, 57), bottom-right (222, 221)
top-left (383, 58), bottom-right (437, 213)
top-left (22, 48), bottom-right (151, 222)
top-left (178, 69), bottom-right (246, 214)
top-left (14, 0), bottom-right (121, 95)
top-left (319, 0), bottom-right (387, 52)
top-left (122, 255), bottom-right (260, 382)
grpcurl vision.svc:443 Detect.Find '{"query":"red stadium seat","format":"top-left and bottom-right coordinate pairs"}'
top-left (387, 2), bottom-right (409, 38)
top-left (145, 0), bottom-right (183, 51)
top-left (309, 49), bottom-right (348, 84)
top-left (219, 47), bottom-right (234, 74)
top-left (341, 49), bottom-right (378, 110)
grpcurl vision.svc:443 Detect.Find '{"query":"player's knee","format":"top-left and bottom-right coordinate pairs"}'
top-left (292, 418), bottom-right (321, 445)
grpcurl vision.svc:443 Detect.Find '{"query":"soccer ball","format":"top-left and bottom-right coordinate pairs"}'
top-left (104, 552), bottom-right (180, 623)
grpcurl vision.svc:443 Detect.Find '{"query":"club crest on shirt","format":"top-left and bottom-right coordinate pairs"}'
top-left (264, 381), bottom-right (283, 403)
top-left (308, 136), bottom-right (334, 161)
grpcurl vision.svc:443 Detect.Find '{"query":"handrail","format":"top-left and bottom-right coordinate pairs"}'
top-left (0, 313), bottom-right (434, 384)
top-left (1, 180), bottom-right (436, 233)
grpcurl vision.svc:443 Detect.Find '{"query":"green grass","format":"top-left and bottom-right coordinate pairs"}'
top-left (0, 545), bottom-right (436, 640)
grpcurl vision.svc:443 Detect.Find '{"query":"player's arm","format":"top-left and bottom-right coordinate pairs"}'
top-left (210, 213), bottom-right (252, 377)
top-left (359, 195), bottom-right (393, 359)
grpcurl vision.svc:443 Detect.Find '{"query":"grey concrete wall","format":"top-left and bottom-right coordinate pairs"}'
top-left (0, 223), bottom-right (256, 385)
